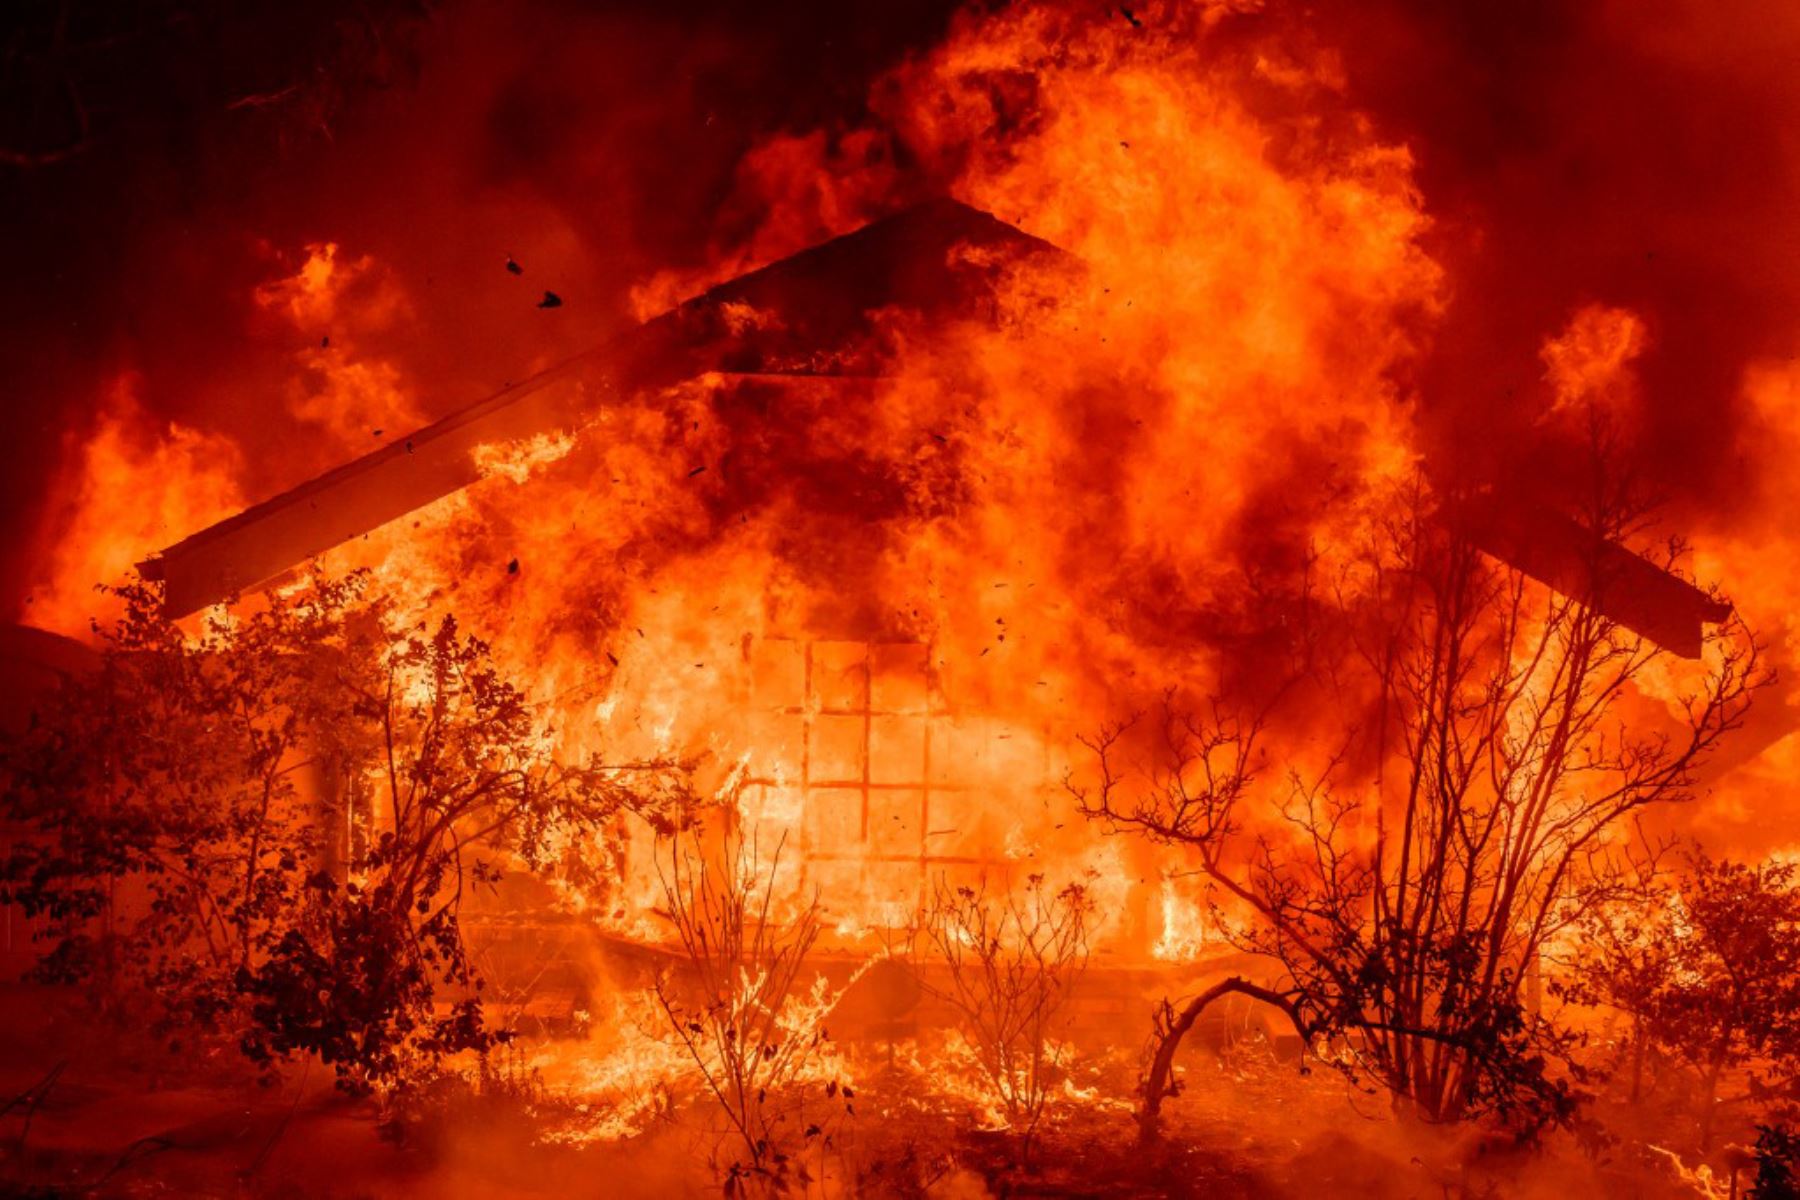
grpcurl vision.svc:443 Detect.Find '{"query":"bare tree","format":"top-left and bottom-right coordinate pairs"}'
top-left (1074, 476), bottom-right (1763, 1140)
top-left (653, 825), bottom-right (848, 1195)
top-left (0, 2), bottom-right (433, 167)
top-left (913, 871), bottom-right (1092, 1156)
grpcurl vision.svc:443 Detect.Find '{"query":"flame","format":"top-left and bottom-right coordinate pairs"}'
top-left (176, 3), bottom-right (1452, 951)
top-left (27, 375), bottom-right (243, 636)
top-left (254, 242), bottom-right (422, 448)
top-left (1153, 872), bottom-right (1209, 963)
top-left (474, 431), bottom-right (578, 484)
top-left (1696, 362), bottom-right (1800, 699)
top-left (24, 0), bottom-right (1800, 1166)
top-left (535, 991), bottom-right (696, 1144)
top-left (252, 242), bottom-right (408, 330)
top-left (1541, 304), bottom-right (1649, 419)
top-left (44, 0), bottom-right (1773, 1043)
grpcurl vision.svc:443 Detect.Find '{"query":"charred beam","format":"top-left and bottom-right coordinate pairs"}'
top-left (139, 199), bottom-right (1061, 616)
top-left (140, 201), bottom-right (1728, 661)
top-left (1457, 494), bottom-right (1731, 658)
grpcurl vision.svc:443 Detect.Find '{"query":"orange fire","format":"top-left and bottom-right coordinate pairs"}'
top-left (11, 1), bottom-right (1799, 1175)
top-left (28, 0), bottom-right (1763, 951)
top-left (28, 375), bottom-right (243, 635)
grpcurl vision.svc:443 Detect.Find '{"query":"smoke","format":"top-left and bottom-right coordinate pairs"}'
top-left (6, 0), bottom-right (1797, 835)
top-left (1307, 0), bottom-right (1800, 510)
top-left (9, 0), bottom-right (1797, 602)
top-left (0, 0), bottom-right (964, 621)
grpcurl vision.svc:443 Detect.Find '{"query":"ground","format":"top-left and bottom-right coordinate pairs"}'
top-left (0, 984), bottom-right (1757, 1198)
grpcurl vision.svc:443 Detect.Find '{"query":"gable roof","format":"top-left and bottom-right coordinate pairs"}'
top-left (139, 200), bottom-right (1728, 658)
top-left (139, 199), bottom-right (1058, 616)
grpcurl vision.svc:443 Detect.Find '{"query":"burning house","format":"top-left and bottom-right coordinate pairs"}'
top-left (128, 201), bottom-right (1196, 984)
top-left (4, 2), bottom-right (1799, 1196)
top-left (116, 199), bottom-right (1736, 984)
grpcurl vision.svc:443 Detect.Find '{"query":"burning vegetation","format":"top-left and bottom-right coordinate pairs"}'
top-left (4, 1), bottom-right (1800, 1197)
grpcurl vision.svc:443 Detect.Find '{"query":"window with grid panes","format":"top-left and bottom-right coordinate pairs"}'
top-left (742, 639), bottom-right (1052, 898)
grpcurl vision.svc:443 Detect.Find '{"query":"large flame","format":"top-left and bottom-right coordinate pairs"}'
top-left (15, 8), bottom-right (1797, 1137)
top-left (27, 376), bottom-right (244, 635)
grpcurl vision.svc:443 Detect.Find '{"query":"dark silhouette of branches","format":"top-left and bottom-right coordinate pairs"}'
top-left (0, 1), bottom-right (433, 167)
top-left (912, 871), bottom-right (1092, 1155)
top-left (1, 571), bottom-right (687, 1090)
top-left (652, 824), bottom-right (847, 1195)
top-left (1073, 473), bottom-right (1765, 1140)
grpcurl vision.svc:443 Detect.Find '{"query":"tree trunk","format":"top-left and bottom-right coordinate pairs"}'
top-left (1700, 1044), bottom-right (1729, 1150)
top-left (1138, 977), bottom-right (1302, 1143)
top-left (1629, 1018), bottom-right (1646, 1104)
